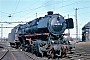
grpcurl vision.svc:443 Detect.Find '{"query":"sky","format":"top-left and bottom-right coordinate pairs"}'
top-left (0, 0), bottom-right (90, 38)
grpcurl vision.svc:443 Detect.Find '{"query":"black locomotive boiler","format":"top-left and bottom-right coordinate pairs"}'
top-left (8, 11), bottom-right (74, 58)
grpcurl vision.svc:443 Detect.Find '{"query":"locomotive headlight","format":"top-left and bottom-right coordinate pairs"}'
top-left (52, 40), bottom-right (54, 43)
top-left (69, 41), bottom-right (71, 43)
top-left (48, 15), bottom-right (66, 35)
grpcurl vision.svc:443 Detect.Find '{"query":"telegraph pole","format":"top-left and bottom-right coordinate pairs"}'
top-left (68, 14), bottom-right (70, 36)
top-left (36, 13), bottom-right (37, 18)
top-left (75, 8), bottom-right (79, 41)
top-left (1, 24), bottom-right (3, 41)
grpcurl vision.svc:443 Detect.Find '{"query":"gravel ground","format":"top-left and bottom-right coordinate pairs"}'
top-left (75, 42), bottom-right (90, 60)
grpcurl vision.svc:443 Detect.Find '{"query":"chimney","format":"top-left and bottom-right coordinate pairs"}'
top-left (47, 11), bottom-right (53, 15)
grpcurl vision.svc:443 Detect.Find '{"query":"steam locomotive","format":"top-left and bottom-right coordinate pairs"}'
top-left (8, 11), bottom-right (74, 58)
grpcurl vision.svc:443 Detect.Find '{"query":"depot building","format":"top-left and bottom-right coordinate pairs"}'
top-left (82, 21), bottom-right (90, 42)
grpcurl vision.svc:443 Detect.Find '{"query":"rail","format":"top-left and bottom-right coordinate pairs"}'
top-left (0, 49), bottom-right (9, 60)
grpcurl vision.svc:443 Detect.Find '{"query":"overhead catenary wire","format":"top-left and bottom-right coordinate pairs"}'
top-left (0, 0), bottom-right (84, 22)
top-left (0, 0), bottom-right (41, 24)
top-left (67, 6), bottom-right (90, 16)
top-left (57, 0), bottom-right (86, 11)
top-left (12, 0), bottom-right (20, 14)
top-left (0, 27), bottom-right (13, 28)
top-left (14, 0), bottom-right (67, 16)
top-left (78, 11), bottom-right (90, 16)
top-left (0, 0), bottom-right (90, 22)
top-left (10, 0), bottom-right (20, 21)
top-left (15, 0), bottom-right (73, 21)
top-left (9, 0), bottom-right (42, 21)
top-left (56, 0), bottom-right (90, 16)
top-left (20, 0), bottom-right (86, 18)
top-left (11, 0), bottom-right (55, 14)
top-left (0, 21), bottom-right (27, 23)
top-left (0, 11), bottom-right (9, 15)
top-left (79, 6), bottom-right (90, 10)
top-left (23, 11), bottom-right (47, 20)
top-left (12, 0), bottom-right (40, 14)
top-left (17, 0), bottom-right (89, 19)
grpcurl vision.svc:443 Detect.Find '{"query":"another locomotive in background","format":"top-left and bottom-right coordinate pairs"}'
top-left (8, 11), bottom-right (74, 58)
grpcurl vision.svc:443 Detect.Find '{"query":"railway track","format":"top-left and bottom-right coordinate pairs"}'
top-left (21, 51), bottom-right (35, 60)
top-left (0, 48), bottom-right (36, 60)
top-left (0, 42), bottom-right (44, 60)
top-left (0, 41), bottom-right (90, 60)
top-left (0, 46), bottom-right (85, 60)
top-left (21, 51), bottom-right (48, 60)
top-left (0, 49), bottom-right (9, 60)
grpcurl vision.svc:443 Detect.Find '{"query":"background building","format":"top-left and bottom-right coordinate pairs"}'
top-left (82, 22), bottom-right (90, 42)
